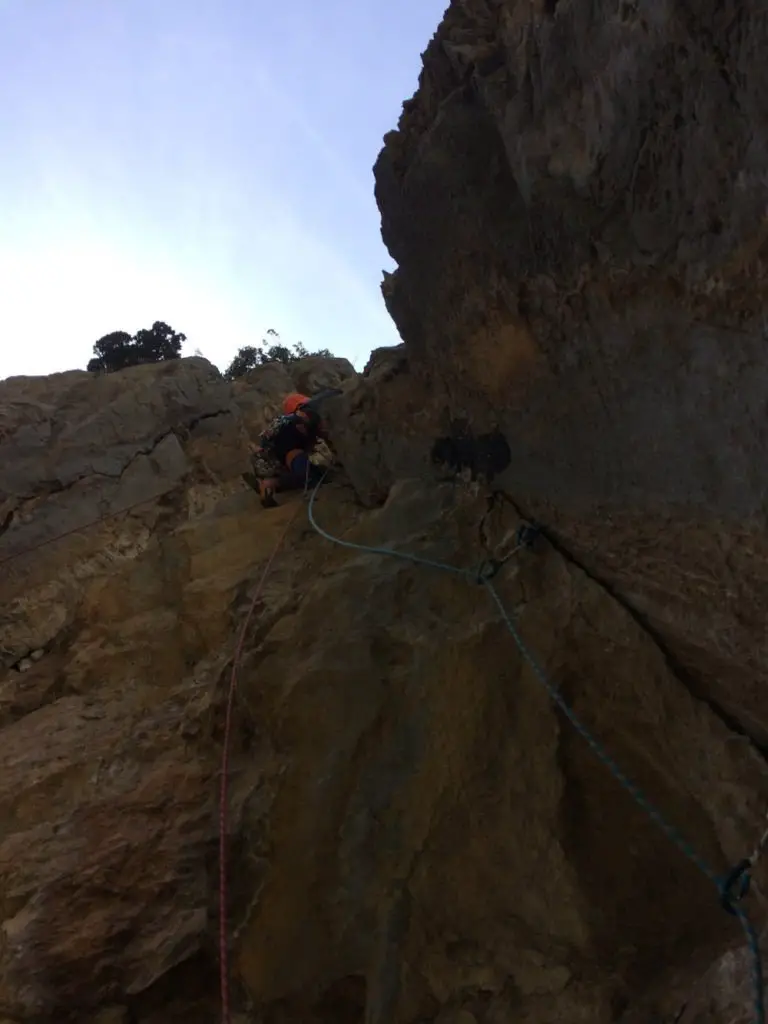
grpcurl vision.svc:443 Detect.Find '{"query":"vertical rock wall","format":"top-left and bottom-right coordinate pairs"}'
top-left (372, 0), bottom-right (768, 744)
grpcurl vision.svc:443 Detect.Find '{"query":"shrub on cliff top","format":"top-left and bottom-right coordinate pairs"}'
top-left (224, 329), bottom-right (334, 380)
top-left (87, 321), bottom-right (186, 373)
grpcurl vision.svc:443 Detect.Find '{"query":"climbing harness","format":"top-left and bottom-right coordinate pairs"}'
top-left (304, 478), bottom-right (766, 1024)
top-left (258, 404), bottom-right (324, 456)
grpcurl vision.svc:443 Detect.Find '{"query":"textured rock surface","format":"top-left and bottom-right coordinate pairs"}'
top-left (4, 1), bottom-right (768, 1020)
top-left (373, 0), bottom-right (768, 751)
top-left (0, 356), bottom-right (354, 1021)
top-left (232, 354), bottom-right (355, 438)
top-left (2, 353), bottom-right (768, 1023)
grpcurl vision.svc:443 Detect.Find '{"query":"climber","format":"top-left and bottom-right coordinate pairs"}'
top-left (244, 389), bottom-right (340, 508)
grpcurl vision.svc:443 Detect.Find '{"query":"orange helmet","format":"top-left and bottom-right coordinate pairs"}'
top-left (283, 392), bottom-right (309, 415)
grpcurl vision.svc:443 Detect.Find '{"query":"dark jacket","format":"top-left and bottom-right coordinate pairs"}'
top-left (258, 405), bottom-right (329, 464)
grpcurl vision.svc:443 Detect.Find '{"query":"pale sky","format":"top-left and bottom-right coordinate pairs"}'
top-left (0, 0), bottom-right (447, 380)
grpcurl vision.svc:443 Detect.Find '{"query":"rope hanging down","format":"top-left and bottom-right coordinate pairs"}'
top-left (305, 478), bottom-right (766, 1024)
top-left (218, 502), bottom-right (304, 1024)
top-left (219, 459), bottom-right (316, 1023)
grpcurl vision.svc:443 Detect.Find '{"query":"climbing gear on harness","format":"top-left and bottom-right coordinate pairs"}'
top-left (258, 414), bottom-right (292, 455)
top-left (305, 476), bottom-right (765, 1024)
top-left (257, 406), bottom-right (323, 463)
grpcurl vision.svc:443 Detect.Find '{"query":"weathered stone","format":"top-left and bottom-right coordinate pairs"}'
top-left (436, 1009), bottom-right (477, 1024)
top-left (374, 0), bottom-right (768, 757)
top-left (325, 344), bottom-right (432, 506)
top-left (4, 2), bottom-right (768, 1020)
top-left (233, 355), bottom-right (355, 439)
top-left (3, 351), bottom-right (766, 1023)
top-left (0, 356), bottom-right (359, 1020)
top-left (87, 1007), bottom-right (129, 1024)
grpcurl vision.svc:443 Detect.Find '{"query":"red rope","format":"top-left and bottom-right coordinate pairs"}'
top-left (2, 468), bottom-right (305, 1021)
top-left (218, 503), bottom-right (301, 1023)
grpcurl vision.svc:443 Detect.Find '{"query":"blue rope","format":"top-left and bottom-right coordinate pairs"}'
top-left (733, 903), bottom-right (766, 1024)
top-left (305, 480), bottom-right (764, 1023)
top-left (483, 579), bottom-right (765, 1024)
top-left (306, 481), bottom-right (475, 581)
top-left (481, 579), bottom-right (719, 883)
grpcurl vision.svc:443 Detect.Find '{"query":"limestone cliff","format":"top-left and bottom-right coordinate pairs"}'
top-left (3, 1), bottom-right (768, 1021)
top-left (1, 344), bottom-right (767, 1024)
top-left (365, 0), bottom-right (768, 1015)
top-left (374, 0), bottom-right (768, 746)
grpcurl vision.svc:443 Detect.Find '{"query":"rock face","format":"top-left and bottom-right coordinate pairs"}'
top-left (0, 356), bottom-right (355, 1022)
top-left (4, 2), bottom-right (768, 1021)
top-left (373, 0), bottom-right (768, 750)
top-left (1, 347), bottom-right (768, 1024)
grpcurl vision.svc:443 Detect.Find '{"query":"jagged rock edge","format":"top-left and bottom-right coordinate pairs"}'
top-left (498, 488), bottom-right (768, 762)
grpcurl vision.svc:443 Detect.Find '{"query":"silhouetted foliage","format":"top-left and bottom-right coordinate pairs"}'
top-left (87, 321), bottom-right (186, 373)
top-left (86, 331), bottom-right (134, 373)
top-left (224, 330), bottom-right (335, 380)
top-left (224, 345), bottom-right (260, 379)
top-left (133, 321), bottom-right (186, 362)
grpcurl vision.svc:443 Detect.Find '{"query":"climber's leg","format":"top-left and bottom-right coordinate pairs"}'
top-left (284, 449), bottom-right (327, 489)
top-left (258, 476), bottom-right (280, 508)
top-left (242, 448), bottom-right (284, 508)
top-left (245, 449), bottom-right (329, 509)
top-left (241, 470), bottom-right (280, 508)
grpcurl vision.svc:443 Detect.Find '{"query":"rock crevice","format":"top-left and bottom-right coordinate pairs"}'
top-left (1, 353), bottom-right (767, 1023)
top-left (3, 0), bottom-right (768, 1018)
top-left (372, 0), bottom-right (768, 758)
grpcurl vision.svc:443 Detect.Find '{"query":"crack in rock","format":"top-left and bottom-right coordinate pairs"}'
top-left (496, 490), bottom-right (768, 764)
top-left (4, 407), bottom-right (233, 507)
